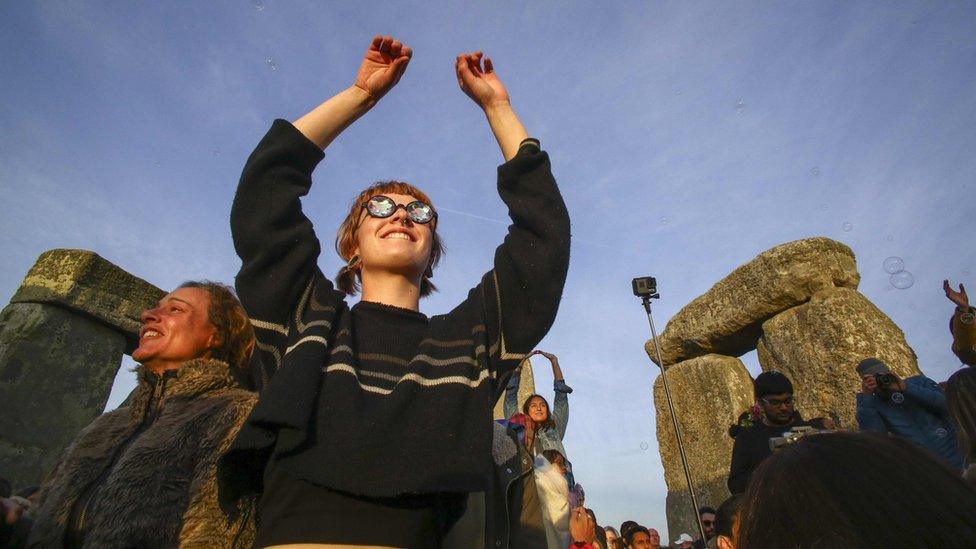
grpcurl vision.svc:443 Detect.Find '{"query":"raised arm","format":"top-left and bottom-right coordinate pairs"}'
top-left (232, 36), bottom-right (413, 361)
top-left (945, 280), bottom-right (976, 365)
top-left (456, 52), bottom-right (529, 161)
top-left (534, 350), bottom-right (573, 440)
top-left (452, 52), bottom-right (571, 387)
top-left (295, 35), bottom-right (412, 149)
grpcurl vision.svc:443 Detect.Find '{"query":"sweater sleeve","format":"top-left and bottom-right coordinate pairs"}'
top-left (856, 394), bottom-right (888, 433)
top-left (552, 379), bottom-right (572, 441)
top-left (231, 120), bottom-right (328, 373)
top-left (726, 433), bottom-right (752, 494)
top-left (471, 140), bottom-right (571, 391)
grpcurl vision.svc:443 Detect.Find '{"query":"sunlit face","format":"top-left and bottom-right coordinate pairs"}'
top-left (630, 532), bottom-right (652, 549)
top-left (526, 396), bottom-right (550, 423)
top-left (648, 529), bottom-right (660, 547)
top-left (354, 192), bottom-right (434, 286)
top-left (132, 287), bottom-right (216, 372)
top-left (759, 392), bottom-right (795, 425)
top-left (605, 529), bottom-right (618, 546)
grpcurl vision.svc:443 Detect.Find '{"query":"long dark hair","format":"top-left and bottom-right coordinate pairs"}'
top-left (522, 393), bottom-right (556, 431)
top-left (947, 367), bottom-right (976, 466)
top-left (737, 431), bottom-right (976, 548)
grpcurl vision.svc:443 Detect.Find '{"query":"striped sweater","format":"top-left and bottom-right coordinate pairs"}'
top-left (220, 120), bottom-right (571, 499)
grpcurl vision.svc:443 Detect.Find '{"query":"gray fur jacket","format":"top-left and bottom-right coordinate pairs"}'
top-left (27, 359), bottom-right (257, 548)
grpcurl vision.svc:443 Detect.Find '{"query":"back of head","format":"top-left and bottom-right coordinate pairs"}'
top-left (737, 431), bottom-right (976, 548)
top-left (620, 520), bottom-right (639, 540)
top-left (753, 371), bottom-right (793, 400)
top-left (947, 367), bottom-right (976, 464)
top-left (713, 494), bottom-right (741, 538)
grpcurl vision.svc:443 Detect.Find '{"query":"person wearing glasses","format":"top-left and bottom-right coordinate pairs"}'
top-left (727, 371), bottom-right (831, 494)
top-left (218, 35), bottom-right (570, 548)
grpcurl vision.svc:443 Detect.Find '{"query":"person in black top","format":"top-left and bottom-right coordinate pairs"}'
top-left (727, 371), bottom-right (831, 494)
top-left (219, 35), bottom-right (571, 548)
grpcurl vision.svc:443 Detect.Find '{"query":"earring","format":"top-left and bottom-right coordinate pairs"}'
top-left (424, 264), bottom-right (433, 279)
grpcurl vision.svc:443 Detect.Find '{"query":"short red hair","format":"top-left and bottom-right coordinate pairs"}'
top-left (334, 181), bottom-right (444, 297)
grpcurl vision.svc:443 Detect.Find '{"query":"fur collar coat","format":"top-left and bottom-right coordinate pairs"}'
top-left (28, 359), bottom-right (257, 548)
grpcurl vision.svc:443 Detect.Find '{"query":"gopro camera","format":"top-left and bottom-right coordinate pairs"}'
top-left (632, 276), bottom-right (658, 298)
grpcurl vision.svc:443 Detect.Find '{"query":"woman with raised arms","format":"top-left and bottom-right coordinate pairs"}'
top-left (219, 35), bottom-right (571, 548)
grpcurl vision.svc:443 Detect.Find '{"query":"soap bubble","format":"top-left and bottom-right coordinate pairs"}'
top-left (961, 312), bottom-right (974, 325)
top-left (674, 89), bottom-right (682, 96)
top-left (890, 271), bottom-right (914, 290)
top-left (819, 204), bottom-right (828, 212)
top-left (659, 216), bottom-right (669, 225)
top-left (928, 319), bottom-right (938, 327)
top-left (891, 392), bottom-right (905, 404)
top-left (251, 0), bottom-right (265, 10)
top-left (153, 160), bottom-right (160, 167)
top-left (842, 222), bottom-right (853, 232)
top-left (211, 148), bottom-right (221, 157)
top-left (640, 441), bottom-right (649, 451)
top-left (935, 428), bottom-right (948, 438)
top-left (734, 99), bottom-right (745, 113)
top-left (886, 235), bottom-right (894, 242)
top-left (266, 58), bottom-right (278, 71)
top-left (811, 166), bottom-right (821, 176)
top-left (964, 269), bottom-right (971, 276)
top-left (883, 256), bottom-right (905, 274)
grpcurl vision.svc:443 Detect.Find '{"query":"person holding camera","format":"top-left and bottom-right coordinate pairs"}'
top-left (855, 357), bottom-right (963, 469)
top-left (727, 371), bottom-right (832, 494)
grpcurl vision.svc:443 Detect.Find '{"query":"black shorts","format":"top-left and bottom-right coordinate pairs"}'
top-left (254, 463), bottom-right (467, 548)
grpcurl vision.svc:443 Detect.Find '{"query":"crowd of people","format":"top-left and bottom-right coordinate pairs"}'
top-left (2, 35), bottom-right (976, 548)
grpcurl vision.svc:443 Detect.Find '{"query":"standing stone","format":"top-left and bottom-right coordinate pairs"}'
top-left (492, 357), bottom-right (536, 420)
top-left (0, 250), bottom-right (163, 487)
top-left (647, 238), bottom-right (860, 367)
top-left (653, 354), bottom-right (754, 539)
top-left (757, 287), bottom-right (921, 430)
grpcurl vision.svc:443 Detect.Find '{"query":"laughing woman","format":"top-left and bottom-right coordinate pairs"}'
top-left (219, 36), bottom-right (571, 548)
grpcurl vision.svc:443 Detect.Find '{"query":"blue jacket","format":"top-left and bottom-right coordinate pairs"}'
top-left (857, 374), bottom-right (963, 469)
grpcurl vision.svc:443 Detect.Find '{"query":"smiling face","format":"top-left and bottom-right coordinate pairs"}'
top-left (648, 529), bottom-right (660, 547)
top-left (353, 192), bottom-right (434, 287)
top-left (526, 395), bottom-right (550, 423)
top-left (132, 287), bottom-right (217, 373)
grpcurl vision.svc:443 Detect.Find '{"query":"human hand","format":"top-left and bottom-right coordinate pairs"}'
top-left (455, 51), bottom-right (510, 110)
top-left (353, 35), bottom-right (412, 101)
top-left (861, 375), bottom-right (878, 395)
top-left (944, 280), bottom-right (970, 309)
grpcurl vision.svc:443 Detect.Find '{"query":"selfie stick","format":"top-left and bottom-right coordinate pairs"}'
top-left (634, 278), bottom-right (708, 543)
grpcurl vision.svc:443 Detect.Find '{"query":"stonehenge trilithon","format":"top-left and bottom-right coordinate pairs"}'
top-left (647, 237), bottom-right (919, 533)
top-left (646, 238), bottom-right (860, 367)
top-left (0, 249), bottom-right (163, 487)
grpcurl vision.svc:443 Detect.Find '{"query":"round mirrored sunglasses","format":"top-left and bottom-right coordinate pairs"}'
top-left (361, 195), bottom-right (437, 225)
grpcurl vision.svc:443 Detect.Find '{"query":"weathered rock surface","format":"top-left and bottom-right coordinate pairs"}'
top-left (646, 238), bottom-right (859, 367)
top-left (757, 287), bottom-right (920, 429)
top-left (654, 354), bottom-right (754, 538)
top-left (0, 303), bottom-right (126, 487)
top-left (0, 250), bottom-right (164, 487)
top-left (492, 357), bottom-right (536, 420)
top-left (11, 249), bottom-right (163, 354)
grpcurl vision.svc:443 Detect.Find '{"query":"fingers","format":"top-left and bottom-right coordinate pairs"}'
top-left (485, 57), bottom-right (495, 73)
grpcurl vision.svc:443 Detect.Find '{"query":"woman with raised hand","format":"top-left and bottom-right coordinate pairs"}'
top-left (219, 35), bottom-right (571, 547)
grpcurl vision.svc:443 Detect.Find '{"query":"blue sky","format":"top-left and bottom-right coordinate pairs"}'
top-left (2, 1), bottom-right (974, 541)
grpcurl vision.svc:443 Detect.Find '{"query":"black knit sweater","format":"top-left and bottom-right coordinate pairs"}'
top-left (220, 120), bottom-right (571, 500)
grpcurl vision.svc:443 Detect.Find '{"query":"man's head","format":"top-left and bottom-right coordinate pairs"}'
top-left (699, 505), bottom-right (717, 539)
top-left (626, 525), bottom-right (652, 548)
top-left (754, 371), bottom-right (795, 425)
